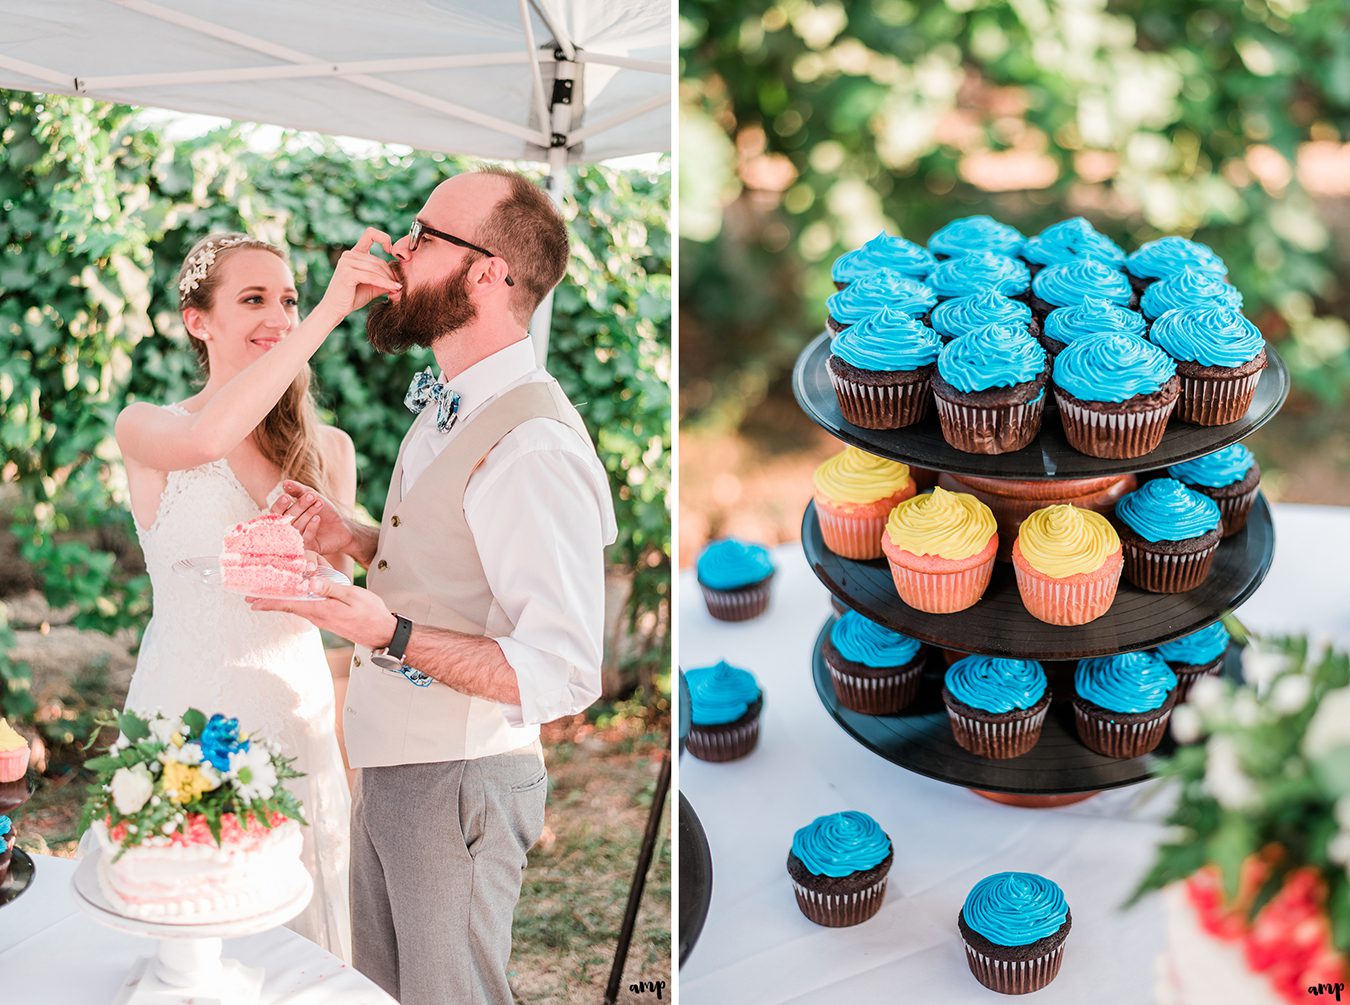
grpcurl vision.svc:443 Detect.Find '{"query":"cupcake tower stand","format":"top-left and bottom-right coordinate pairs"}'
top-left (792, 331), bottom-right (1289, 804)
top-left (0, 778), bottom-right (36, 909)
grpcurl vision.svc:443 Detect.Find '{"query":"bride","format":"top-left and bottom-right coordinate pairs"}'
top-left (110, 229), bottom-right (399, 961)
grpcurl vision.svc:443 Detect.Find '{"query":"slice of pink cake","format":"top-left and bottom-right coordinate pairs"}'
top-left (219, 514), bottom-right (308, 595)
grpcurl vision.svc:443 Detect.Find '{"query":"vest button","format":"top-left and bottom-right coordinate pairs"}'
top-left (377, 560), bottom-right (388, 571)
top-left (353, 656), bottom-right (362, 667)
top-left (391, 515), bottom-right (401, 527)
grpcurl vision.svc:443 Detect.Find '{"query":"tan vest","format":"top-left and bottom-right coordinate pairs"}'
top-left (343, 380), bottom-right (595, 768)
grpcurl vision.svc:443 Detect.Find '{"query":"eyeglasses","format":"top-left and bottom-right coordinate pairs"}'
top-left (407, 220), bottom-right (514, 287)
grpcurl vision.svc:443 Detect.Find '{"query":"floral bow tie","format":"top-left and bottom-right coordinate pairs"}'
top-left (404, 368), bottom-right (461, 433)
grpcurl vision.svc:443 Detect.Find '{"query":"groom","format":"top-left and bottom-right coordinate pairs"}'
top-left (251, 168), bottom-right (617, 1004)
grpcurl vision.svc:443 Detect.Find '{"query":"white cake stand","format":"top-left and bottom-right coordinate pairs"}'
top-left (72, 853), bottom-right (313, 1005)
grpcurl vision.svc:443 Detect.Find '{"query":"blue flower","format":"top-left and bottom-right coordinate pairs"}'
top-left (199, 714), bottom-right (250, 773)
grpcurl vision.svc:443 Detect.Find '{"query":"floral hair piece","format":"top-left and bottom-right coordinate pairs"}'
top-left (178, 236), bottom-right (253, 307)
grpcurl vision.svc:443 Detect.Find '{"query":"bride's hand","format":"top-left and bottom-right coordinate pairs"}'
top-left (272, 480), bottom-right (355, 556)
top-left (314, 229), bottom-right (401, 321)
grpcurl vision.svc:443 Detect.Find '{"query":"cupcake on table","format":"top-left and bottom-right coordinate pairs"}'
top-left (929, 289), bottom-right (1039, 343)
top-left (824, 610), bottom-right (927, 714)
top-left (943, 655), bottom-right (1051, 759)
top-left (931, 323), bottom-right (1050, 455)
top-left (1011, 504), bottom-right (1122, 626)
top-left (1072, 651), bottom-right (1179, 757)
top-left (1026, 257), bottom-right (1137, 320)
top-left (1124, 235), bottom-right (1227, 295)
top-left (1148, 305), bottom-right (1267, 426)
top-left (1154, 620), bottom-right (1231, 700)
top-left (684, 660), bottom-right (763, 762)
top-left (697, 538), bottom-right (776, 621)
top-left (824, 269), bottom-right (936, 334)
top-left (926, 251), bottom-right (1030, 301)
top-left (881, 486), bottom-right (998, 614)
top-left (813, 446), bottom-right (916, 560)
top-left (787, 810), bottom-right (893, 927)
top-left (928, 215), bottom-right (1025, 260)
top-left (1052, 330), bottom-right (1180, 459)
top-left (1039, 295), bottom-right (1146, 361)
top-left (1115, 478), bottom-right (1223, 593)
top-left (831, 232), bottom-right (935, 289)
top-left (826, 309), bottom-right (941, 430)
top-left (1167, 444), bottom-right (1261, 538)
top-left (1021, 216), bottom-right (1126, 274)
top-left (958, 871), bottom-right (1072, 994)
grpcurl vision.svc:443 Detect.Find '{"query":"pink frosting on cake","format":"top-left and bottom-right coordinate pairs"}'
top-left (220, 514), bottom-right (308, 595)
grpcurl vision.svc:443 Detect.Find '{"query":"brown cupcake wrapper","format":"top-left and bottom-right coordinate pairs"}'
top-left (829, 369), bottom-right (932, 430)
top-left (1121, 539), bottom-right (1219, 593)
top-left (701, 580), bottom-right (772, 621)
top-left (791, 874), bottom-right (888, 927)
top-left (1055, 391), bottom-right (1176, 459)
top-left (932, 392), bottom-right (1045, 455)
top-left (1215, 486), bottom-right (1259, 539)
top-left (1171, 659), bottom-right (1225, 702)
top-left (687, 717), bottom-right (760, 762)
top-left (886, 555), bottom-right (995, 614)
top-left (946, 703), bottom-right (1049, 759)
top-left (1073, 703), bottom-right (1172, 757)
top-left (1013, 562), bottom-right (1120, 626)
top-left (816, 507), bottom-right (887, 560)
top-left (828, 661), bottom-right (924, 715)
top-left (963, 938), bottom-right (1067, 994)
top-left (1176, 369), bottom-right (1262, 426)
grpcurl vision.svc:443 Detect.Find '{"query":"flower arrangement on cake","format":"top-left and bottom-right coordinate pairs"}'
top-left (79, 708), bottom-right (309, 922)
top-left (1131, 636), bottom-right (1350, 1004)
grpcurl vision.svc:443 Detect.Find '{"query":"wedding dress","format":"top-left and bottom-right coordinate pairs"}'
top-left (118, 403), bottom-right (352, 961)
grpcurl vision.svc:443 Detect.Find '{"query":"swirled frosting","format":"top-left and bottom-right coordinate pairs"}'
top-left (697, 538), bottom-right (775, 590)
top-left (945, 656), bottom-right (1048, 713)
top-left (1052, 330), bottom-right (1177, 402)
top-left (1031, 259), bottom-right (1132, 309)
top-left (791, 810), bottom-right (892, 877)
top-left (830, 610), bottom-right (923, 668)
top-left (1075, 651), bottom-right (1177, 713)
top-left (1023, 217), bottom-right (1126, 268)
top-left (927, 252), bottom-right (1030, 299)
top-left (831, 310), bottom-right (941, 372)
top-left (1140, 267), bottom-right (1243, 319)
top-left (936, 324), bottom-right (1047, 392)
top-left (827, 270), bottom-right (937, 325)
top-left (1115, 478), bottom-right (1221, 542)
top-left (929, 215), bottom-right (1025, 259)
top-left (685, 660), bottom-right (761, 726)
top-left (1043, 297), bottom-right (1146, 346)
top-left (1017, 505), bottom-right (1121, 578)
top-left (885, 487), bottom-right (997, 561)
top-left (814, 446), bottom-right (913, 504)
top-left (962, 872), bottom-right (1069, 947)
top-left (929, 290), bottom-right (1032, 340)
top-left (1167, 444), bottom-right (1255, 488)
top-left (1148, 306), bottom-right (1265, 367)
top-left (832, 232), bottom-right (936, 284)
top-left (1126, 236), bottom-right (1227, 281)
top-left (1156, 621), bottom-right (1230, 666)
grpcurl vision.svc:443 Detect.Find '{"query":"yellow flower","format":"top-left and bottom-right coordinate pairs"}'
top-left (160, 761), bottom-right (219, 805)
top-left (170, 732), bottom-right (185, 748)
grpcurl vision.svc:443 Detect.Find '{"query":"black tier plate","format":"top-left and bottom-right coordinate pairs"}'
top-left (678, 793), bottom-right (712, 966)
top-left (678, 671), bottom-right (691, 757)
top-left (793, 332), bottom-right (1290, 479)
top-left (802, 493), bottom-right (1273, 660)
top-left (0, 848), bottom-right (35, 907)
top-left (812, 621), bottom-right (1242, 794)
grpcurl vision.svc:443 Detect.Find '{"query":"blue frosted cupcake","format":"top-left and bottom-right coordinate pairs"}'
top-left (1125, 235), bottom-right (1227, 293)
top-left (787, 810), bottom-right (893, 926)
top-left (1072, 651), bottom-right (1179, 757)
top-left (959, 872), bottom-right (1072, 993)
top-left (685, 660), bottom-right (763, 761)
top-left (1023, 217), bottom-right (1126, 272)
top-left (1115, 478), bottom-right (1222, 593)
top-left (831, 232), bottom-right (935, 288)
top-left (932, 324), bottom-right (1049, 454)
top-left (1167, 443), bottom-right (1261, 538)
top-left (929, 215), bottom-right (1025, 260)
top-left (1040, 296), bottom-right (1147, 358)
top-left (1052, 331), bottom-right (1180, 459)
top-left (926, 252), bottom-right (1030, 300)
top-left (1148, 305), bottom-right (1267, 426)
top-left (823, 611), bottom-right (927, 714)
top-left (1027, 258), bottom-right (1135, 319)
top-left (827, 310), bottom-right (942, 429)
top-left (943, 656), bottom-right (1050, 759)
top-left (825, 269), bottom-right (936, 334)
top-left (1155, 621), bottom-right (1231, 700)
top-left (1139, 266), bottom-right (1243, 320)
top-left (928, 289), bottom-right (1038, 343)
top-left (697, 538), bottom-right (776, 621)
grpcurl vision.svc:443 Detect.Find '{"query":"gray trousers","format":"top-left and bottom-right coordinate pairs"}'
top-left (351, 742), bottom-right (548, 1005)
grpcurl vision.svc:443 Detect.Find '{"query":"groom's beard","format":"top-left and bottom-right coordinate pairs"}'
top-left (365, 259), bottom-right (477, 354)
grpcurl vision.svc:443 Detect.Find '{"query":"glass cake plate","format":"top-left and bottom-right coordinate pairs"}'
top-left (172, 557), bottom-right (351, 601)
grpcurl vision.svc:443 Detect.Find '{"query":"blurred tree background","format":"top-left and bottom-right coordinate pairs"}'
top-left (679, 0), bottom-right (1350, 556)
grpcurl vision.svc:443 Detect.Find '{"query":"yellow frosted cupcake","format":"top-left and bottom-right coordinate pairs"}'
top-left (1012, 505), bottom-right (1123, 626)
top-left (880, 487), bottom-right (998, 613)
top-left (0, 719), bottom-right (29, 783)
top-left (813, 447), bottom-right (917, 560)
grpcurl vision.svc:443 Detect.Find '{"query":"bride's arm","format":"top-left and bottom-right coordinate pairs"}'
top-left (115, 230), bottom-right (399, 473)
top-left (318, 425), bottom-right (358, 580)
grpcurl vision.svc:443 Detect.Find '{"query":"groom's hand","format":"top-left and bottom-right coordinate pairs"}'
top-left (247, 576), bottom-right (398, 650)
top-left (272, 480), bottom-right (355, 556)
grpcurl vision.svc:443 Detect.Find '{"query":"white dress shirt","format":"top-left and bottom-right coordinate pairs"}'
top-left (400, 338), bottom-right (618, 734)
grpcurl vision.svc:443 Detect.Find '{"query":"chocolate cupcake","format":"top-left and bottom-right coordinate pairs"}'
top-left (1072, 651), bottom-right (1178, 757)
top-left (1115, 478), bottom-right (1223, 593)
top-left (931, 324), bottom-right (1049, 454)
top-left (943, 656), bottom-right (1050, 759)
top-left (685, 661), bottom-right (763, 762)
top-left (825, 269), bottom-right (936, 334)
top-left (1125, 235), bottom-right (1227, 296)
top-left (959, 872), bottom-right (1072, 994)
top-left (787, 810), bottom-right (893, 927)
top-left (1139, 266), bottom-right (1243, 320)
top-left (1167, 444), bottom-right (1261, 538)
top-left (1022, 217), bottom-right (1126, 274)
top-left (697, 538), bottom-right (775, 621)
top-left (1154, 621), bottom-right (1230, 701)
top-left (1148, 306), bottom-right (1267, 426)
top-left (1053, 330), bottom-right (1180, 459)
top-left (1027, 258), bottom-right (1136, 321)
top-left (827, 310), bottom-right (941, 429)
top-left (0, 815), bottom-right (14, 882)
top-left (824, 611), bottom-right (927, 714)
top-left (928, 215), bottom-right (1025, 260)
top-left (928, 289), bottom-right (1040, 343)
top-left (831, 232), bottom-right (935, 289)
top-left (926, 252), bottom-right (1030, 302)
top-left (1039, 296), bottom-right (1146, 360)
top-left (0, 778), bottom-right (29, 815)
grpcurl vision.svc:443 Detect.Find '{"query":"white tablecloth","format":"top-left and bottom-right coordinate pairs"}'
top-left (678, 502), bottom-right (1350, 1003)
top-left (0, 854), bottom-right (395, 1003)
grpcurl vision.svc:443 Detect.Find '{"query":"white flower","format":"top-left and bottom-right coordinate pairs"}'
top-left (1232, 692), bottom-right (1261, 728)
top-left (197, 763), bottom-right (222, 791)
top-left (1270, 674), bottom-right (1312, 715)
top-left (1305, 687), bottom-right (1350, 760)
top-left (1336, 797), bottom-right (1350, 831)
top-left (1188, 675), bottom-right (1225, 714)
top-left (1330, 832), bottom-right (1350, 868)
top-left (164, 742), bottom-right (205, 765)
top-left (110, 735), bottom-right (129, 752)
top-left (149, 717), bottom-right (185, 746)
top-left (1204, 736), bottom-right (1260, 811)
top-left (1171, 704), bottom-right (1204, 744)
top-left (1241, 643), bottom-right (1290, 692)
top-left (110, 764), bottom-right (154, 815)
top-left (226, 747), bottom-right (277, 802)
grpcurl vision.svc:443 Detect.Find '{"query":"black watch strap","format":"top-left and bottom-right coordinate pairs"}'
top-left (386, 614), bottom-right (413, 661)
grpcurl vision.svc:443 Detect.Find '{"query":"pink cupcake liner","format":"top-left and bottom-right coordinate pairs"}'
top-left (828, 370), bottom-right (932, 430)
top-left (687, 718), bottom-right (760, 762)
top-left (945, 704), bottom-right (1049, 759)
top-left (0, 746), bottom-right (29, 784)
top-left (827, 662), bottom-right (923, 715)
top-left (791, 875), bottom-right (889, 927)
top-left (1055, 392), bottom-right (1176, 459)
top-left (932, 392), bottom-right (1045, 455)
top-left (963, 939), bottom-right (1067, 994)
top-left (1121, 540), bottom-right (1219, 593)
top-left (1073, 704), bottom-right (1173, 758)
top-left (1176, 369), bottom-right (1262, 426)
top-left (816, 506), bottom-right (888, 560)
top-left (1012, 557), bottom-right (1122, 626)
top-left (886, 555), bottom-right (995, 614)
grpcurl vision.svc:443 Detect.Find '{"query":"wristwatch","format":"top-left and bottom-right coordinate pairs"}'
top-left (370, 614), bottom-right (413, 671)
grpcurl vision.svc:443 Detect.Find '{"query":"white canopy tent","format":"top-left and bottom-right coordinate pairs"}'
top-left (0, 0), bottom-right (672, 359)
